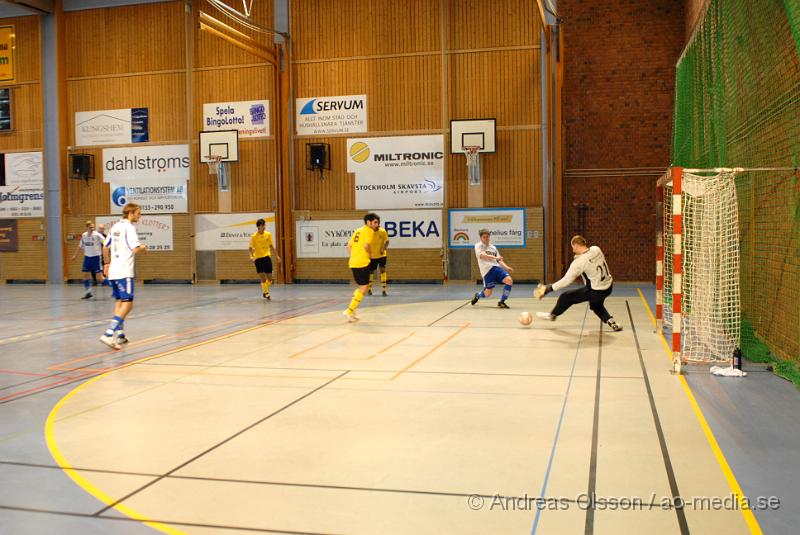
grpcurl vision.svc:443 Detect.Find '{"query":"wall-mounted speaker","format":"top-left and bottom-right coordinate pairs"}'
top-left (69, 153), bottom-right (94, 181)
top-left (306, 143), bottom-right (330, 179)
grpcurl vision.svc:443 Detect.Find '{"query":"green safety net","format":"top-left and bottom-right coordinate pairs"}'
top-left (672, 0), bottom-right (800, 368)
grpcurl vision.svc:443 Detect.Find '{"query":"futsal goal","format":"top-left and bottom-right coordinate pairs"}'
top-left (656, 167), bottom-right (741, 370)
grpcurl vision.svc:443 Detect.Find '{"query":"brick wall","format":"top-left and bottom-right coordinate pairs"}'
top-left (560, 0), bottom-right (685, 280)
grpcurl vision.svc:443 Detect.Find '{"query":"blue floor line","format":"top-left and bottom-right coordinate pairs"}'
top-left (530, 305), bottom-right (590, 535)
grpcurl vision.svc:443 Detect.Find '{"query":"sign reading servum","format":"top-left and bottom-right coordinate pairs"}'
top-left (448, 208), bottom-right (526, 248)
top-left (102, 145), bottom-right (190, 184)
top-left (347, 135), bottom-right (444, 173)
top-left (203, 100), bottom-right (269, 138)
top-left (296, 95), bottom-right (367, 136)
top-left (75, 108), bottom-right (149, 146)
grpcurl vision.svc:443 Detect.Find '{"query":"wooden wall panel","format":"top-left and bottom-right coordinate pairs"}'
top-left (67, 73), bottom-right (187, 147)
top-left (291, 0), bottom-right (439, 60)
top-left (293, 137), bottom-right (352, 210)
top-left (469, 207), bottom-right (544, 281)
top-left (65, 214), bottom-right (192, 281)
top-left (193, 65), bottom-right (277, 212)
top-left (0, 83), bottom-right (42, 152)
top-left (294, 55), bottom-right (442, 132)
top-left (446, 0), bottom-right (539, 50)
top-left (64, 2), bottom-right (185, 78)
top-left (216, 250), bottom-right (260, 280)
top-left (195, 1), bottom-right (274, 68)
top-left (292, 210), bottom-right (443, 281)
top-left (0, 219), bottom-right (47, 281)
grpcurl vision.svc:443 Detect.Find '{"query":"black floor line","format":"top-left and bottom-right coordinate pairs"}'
top-left (93, 370), bottom-right (350, 516)
top-left (626, 300), bottom-right (690, 535)
top-left (584, 323), bottom-right (603, 534)
top-left (426, 300), bottom-right (470, 326)
top-left (0, 504), bottom-right (337, 535)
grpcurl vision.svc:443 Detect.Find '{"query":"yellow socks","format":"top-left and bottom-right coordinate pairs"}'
top-left (347, 288), bottom-right (364, 314)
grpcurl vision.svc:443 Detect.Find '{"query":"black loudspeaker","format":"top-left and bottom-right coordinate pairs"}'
top-left (69, 153), bottom-right (94, 181)
top-left (306, 143), bottom-right (330, 178)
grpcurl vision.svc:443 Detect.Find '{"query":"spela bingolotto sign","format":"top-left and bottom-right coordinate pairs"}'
top-left (0, 26), bottom-right (14, 83)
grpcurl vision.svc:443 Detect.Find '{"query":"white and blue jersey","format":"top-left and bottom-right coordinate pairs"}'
top-left (474, 241), bottom-right (508, 289)
top-left (80, 231), bottom-right (104, 273)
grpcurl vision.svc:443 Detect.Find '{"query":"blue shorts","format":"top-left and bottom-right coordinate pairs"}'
top-left (82, 255), bottom-right (102, 274)
top-left (482, 266), bottom-right (509, 289)
top-left (109, 278), bottom-right (135, 302)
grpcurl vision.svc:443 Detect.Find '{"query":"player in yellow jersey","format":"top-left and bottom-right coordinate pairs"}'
top-left (344, 212), bottom-right (380, 322)
top-left (248, 218), bottom-right (280, 300)
top-left (367, 219), bottom-right (390, 296)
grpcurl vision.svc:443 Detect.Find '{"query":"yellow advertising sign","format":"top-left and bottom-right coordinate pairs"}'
top-left (0, 26), bottom-right (15, 83)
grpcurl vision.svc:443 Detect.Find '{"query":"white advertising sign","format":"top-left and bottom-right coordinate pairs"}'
top-left (96, 214), bottom-right (174, 251)
top-left (355, 167), bottom-right (443, 209)
top-left (448, 208), bottom-right (527, 248)
top-left (296, 210), bottom-right (442, 258)
top-left (194, 213), bottom-right (277, 251)
top-left (296, 94), bottom-right (367, 135)
top-left (75, 108), bottom-right (148, 146)
top-left (109, 183), bottom-right (187, 214)
top-left (0, 152), bottom-right (44, 218)
top-left (347, 135), bottom-right (444, 173)
top-left (102, 144), bottom-right (190, 184)
top-left (203, 100), bottom-right (270, 138)
top-left (4, 152), bottom-right (43, 186)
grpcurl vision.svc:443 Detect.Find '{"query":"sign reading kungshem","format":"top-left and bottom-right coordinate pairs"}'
top-left (75, 108), bottom-right (149, 146)
top-left (296, 95), bottom-right (367, 135)
top-left (102, 145), bottom-right (190, 184)
top-left (203, 100), bottom-right (270, 138)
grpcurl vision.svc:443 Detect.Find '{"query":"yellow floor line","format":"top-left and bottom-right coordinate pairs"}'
top-left (636, 288), bottom-right (763, 535)
top-left (390, 323), bottom-right (469, 380)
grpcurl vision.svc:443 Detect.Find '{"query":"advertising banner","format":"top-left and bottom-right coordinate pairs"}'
top-left (448, 208), bottom-right (526, 248)
top-left (203, 100), bottom-right (270, 138)
top-left (96, 214), bottom-right (173, 251)
top-left (194, 213), bottom-right (277, 251)
top-left (296, 95), bottom-right (367, 135)
top-left (102, 144), bottom-right (190, 184)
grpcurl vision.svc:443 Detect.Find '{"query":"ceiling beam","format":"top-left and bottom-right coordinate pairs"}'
top-left (4, 0), bottom-right (54, 14)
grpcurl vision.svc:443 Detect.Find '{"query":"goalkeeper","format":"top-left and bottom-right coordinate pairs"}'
top-left (535, 235), bottom-right (622, 331)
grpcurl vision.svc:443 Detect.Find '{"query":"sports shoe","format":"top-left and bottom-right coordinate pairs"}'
top-left (367, 289), bottom-right (373, 295)
top-left (117, 335), bottom-right (129, 344)
top-left (382, 290), bottom-right (387, 296)
top-left (82, 292), bottom-right (93, 300)
top-left (497, 301), bottom-right (510, 309)
top-left (608, 320), bottom-right (623, 332)
top-left (470, 293), bottom-right (480, 306)
top-left (536, 312), bottom-right (556, 321)
top-left (343, 310), bottom-right (360, 323)
top-left (263, 292), bottom-right (271, 300)
top-left (99, 335), bottom-right (121, 350)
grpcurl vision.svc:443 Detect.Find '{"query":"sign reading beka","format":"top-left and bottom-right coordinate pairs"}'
top-left (96, 215), bottom-right (174, 251)
top-left (296, 95), bottom-right (367, 136)
top-left (203, 100), bottom-right (270, 138)
top-left (102, 145), bottom-right (190, 184)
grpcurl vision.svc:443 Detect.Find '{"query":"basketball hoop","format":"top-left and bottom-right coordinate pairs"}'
top-left (464, 146), bottom-right (481, 168)
top-left (206, 155), bottom-right (223, 175)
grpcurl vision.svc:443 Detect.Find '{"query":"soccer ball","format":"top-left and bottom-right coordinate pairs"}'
top-left (519, 311), bottom-right (533, 326)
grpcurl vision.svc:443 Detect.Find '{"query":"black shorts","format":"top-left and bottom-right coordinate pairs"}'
top-left (370, 256), bottom-right (387, 270)
top-left (351, 266), bottom-right (371, 286)
top-left (254, 256), bottom-right (272, 274)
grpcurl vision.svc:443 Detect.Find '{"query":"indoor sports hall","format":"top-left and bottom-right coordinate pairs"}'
top-left (0, 1), bottom-right (797, 535)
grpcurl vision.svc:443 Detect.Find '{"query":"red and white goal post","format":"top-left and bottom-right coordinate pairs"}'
top-left (656, 166), bottom-right (742, 372)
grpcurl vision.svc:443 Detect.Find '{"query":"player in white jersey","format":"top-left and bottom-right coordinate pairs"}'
top-left (470, 229), bottom-right (515, 308)
top-left (99, 203), bottom-right (147, 350)
top-left (71, 220), bottom-right (105, 299)
top-left (535, 235), bottom-right (622, 331)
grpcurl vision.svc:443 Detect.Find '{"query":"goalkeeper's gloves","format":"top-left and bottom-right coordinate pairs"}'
top-left (534, 283), bottom-right (553, 300)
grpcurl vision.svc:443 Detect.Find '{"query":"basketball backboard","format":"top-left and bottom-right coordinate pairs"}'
top-left (199, 130), bottom-right (239, 163)
top-left (450, 118), bottom-right (496, 153)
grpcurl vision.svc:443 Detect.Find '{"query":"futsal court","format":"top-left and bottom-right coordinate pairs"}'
top-left (2, 283), bottom-right (782, 534)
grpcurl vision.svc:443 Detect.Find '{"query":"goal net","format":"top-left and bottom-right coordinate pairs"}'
top-left (660, 168), bottom-right (741, 363)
